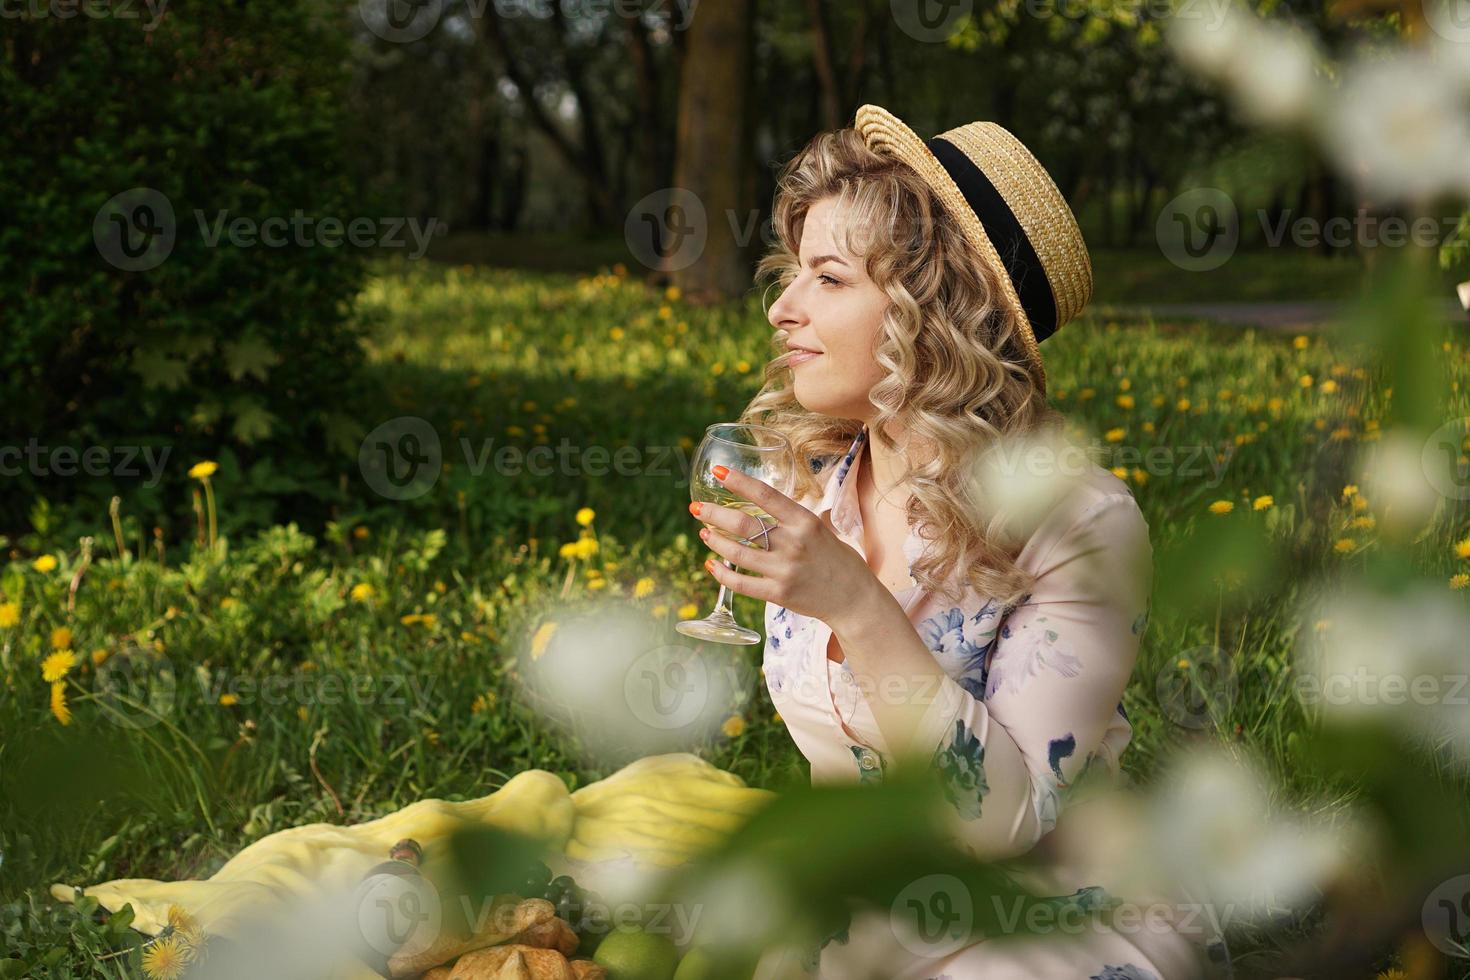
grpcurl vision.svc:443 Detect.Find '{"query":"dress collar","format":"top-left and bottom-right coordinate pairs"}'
top-left (816, 424), bottom-right (869, 538)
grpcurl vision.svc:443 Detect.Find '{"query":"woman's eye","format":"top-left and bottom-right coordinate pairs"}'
top-left (817, 273), bottom-right (843, 286)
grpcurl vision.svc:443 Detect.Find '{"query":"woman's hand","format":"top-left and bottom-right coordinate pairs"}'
top-left (688, 464), bottom-right (882, 627)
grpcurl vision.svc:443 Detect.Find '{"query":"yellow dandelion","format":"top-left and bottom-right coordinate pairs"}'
top-left (1298, 374), bottom-right (1313, 388)
top-left (677, 603), bottom-right (698, 620)
top-left (1341, 484), bottom-right (1358, 498)
top-left (1334, 538), bottom-right (1356, 553)
top-left (51, 626), bottom-right (72, 650)
top-left (1111, 466), bottom-right (1129, 480)
top-left (297, 705), bottom-right (309, 721)
top-left (772, 711), bottom-right (783, 724)
top-left (1208, 500), bottom-right (1234, 515)
top-left (350, 583), bottom-right (376, 602)
top-left (1451, 574), bottom-right (1470, 590)
top-left (588, 577), bottom-right (608, 590)
top-left (575, 536), bottom-right (599, 559)
top-left (218, 693), bottom-right (239, 707)
top-left (41, 649), bottom-right (77, 683)
top-left (32, 554), bottom-right (57, 573)
top-left (559, 541), bottom-right (579, 559)
top-left (219, 597), bottom-right (238, 610)
top-left (1454, 537), bottom-right (1470, 560)
top-left (353, 525), bottom-right (371, 539)
top-left (634, 577), bottom-right (656, 599)
top-left (143, 935), bottom-right (192, 980)
top-left (0, 602), bottom-right (18, 628)
top-left (1351, 495), bottom-right (1368, 512)
top-left (167, 905), bottom-right (205, 951)
top-left (1350, 515), bottom-right (1375, 530)
top-left (1293, 335), bottom-right (1309, 350)
top-left (1252, 495), bottom-right (1274, 511)
top-left (1131, 468), bottom-right (1148, 485)
top-left (1176, 398), bottom-right (1191, 412)
top-left (1080, 387), bottom-right (1095, 400)
top-left (91, 648), bottom-right (109, 666)
top-left (609, 326), bottom-right (625, 341)
top-left (188, 460), bottom-right (218, 480)
top-left (1116, 394), bottom-right (1135, 410)
top-left (651, 604), bottom-right (669, 617)
top-left (530, 621), bottom-right (558, 661)
top-left (1177, 658), bottom-right (1190, 669)
top-left (1320, 379), bottom-right (1338, 394)
top-left (721, 715), bottom-right (746, 738)
top-left (576, 507), bottom-right (596, 527)
top-left (50, 682), bottom-right (72, 726)
top-left (1104, 427), bottom-right (1126, 443)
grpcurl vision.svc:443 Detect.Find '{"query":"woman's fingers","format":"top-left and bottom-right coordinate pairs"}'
top-left (704, 555), bottom-right (778, 603)
top-left (699, 525), bottom-right (774, 575)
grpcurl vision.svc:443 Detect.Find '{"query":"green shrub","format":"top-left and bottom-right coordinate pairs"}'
top-left (0, 0), bottom-right (370, 543)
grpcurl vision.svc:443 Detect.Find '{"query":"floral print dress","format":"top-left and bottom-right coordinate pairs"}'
top-left (759, 425), bottom-right (1227, 980)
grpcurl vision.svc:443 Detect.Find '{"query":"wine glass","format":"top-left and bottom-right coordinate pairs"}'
top-left (676, 423), bottom-right (796, 645)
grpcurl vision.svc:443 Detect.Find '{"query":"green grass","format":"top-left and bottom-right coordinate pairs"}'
top-left (4, 260), bottom-right (1470, 977)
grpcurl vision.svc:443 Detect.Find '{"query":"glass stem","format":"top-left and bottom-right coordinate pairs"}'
top-left (711, 559), bottom-right (739, 621)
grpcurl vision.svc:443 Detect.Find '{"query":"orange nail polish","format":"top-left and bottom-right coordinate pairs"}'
top-left (689, 501), bottom-right (702, 516)
top-left (704, 559), bottom-right (715, 573)
top-left (712, 465), bottom-right (729, 481)
top-left (699, 527), bottom-right (710, 540)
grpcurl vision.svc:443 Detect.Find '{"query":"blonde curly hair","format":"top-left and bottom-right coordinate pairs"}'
top-left (737, 126), bottom-right (1069, 609)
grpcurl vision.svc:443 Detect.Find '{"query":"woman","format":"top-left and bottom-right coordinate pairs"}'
top-left (686, 106), bottom-right (1224, 979)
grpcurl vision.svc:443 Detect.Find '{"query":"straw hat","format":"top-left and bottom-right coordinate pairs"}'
top-left (855, 104), bottom-right (1093, 392)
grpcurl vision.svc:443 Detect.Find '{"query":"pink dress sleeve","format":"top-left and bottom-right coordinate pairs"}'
top-left (908, 492), bottom-right (1154, 861)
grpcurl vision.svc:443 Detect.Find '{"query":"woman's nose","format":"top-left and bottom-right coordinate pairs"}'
top-left (767, 279), bottom-right (804, 331)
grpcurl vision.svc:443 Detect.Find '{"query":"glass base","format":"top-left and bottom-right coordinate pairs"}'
top-left (674, 610), bottom-right (762, 646)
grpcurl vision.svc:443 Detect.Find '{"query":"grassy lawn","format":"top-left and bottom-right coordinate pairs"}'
top-left (426, 231), bottom-right (1469, 306)
top-left (4, 260), bottom-right (1469, 976)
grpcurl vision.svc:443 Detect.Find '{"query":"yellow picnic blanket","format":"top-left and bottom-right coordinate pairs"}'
top-left (49, 754), bottom-right (774, 948)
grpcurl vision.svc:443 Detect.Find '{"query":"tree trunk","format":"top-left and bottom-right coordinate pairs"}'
top-left (670, 0), bottom-right (754, 302)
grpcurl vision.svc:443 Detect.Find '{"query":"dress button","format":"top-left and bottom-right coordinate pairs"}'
top-left (858, 750), bottom-right (878, 770)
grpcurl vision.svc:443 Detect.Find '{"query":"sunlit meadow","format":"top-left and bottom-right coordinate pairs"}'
top-left (4, 255), bottom-right (1470, 976)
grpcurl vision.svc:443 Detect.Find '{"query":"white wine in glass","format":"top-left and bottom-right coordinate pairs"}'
top-left (676, 423), bottom-right (796, 645)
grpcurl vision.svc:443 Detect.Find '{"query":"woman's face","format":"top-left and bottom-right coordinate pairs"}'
top-left (767, 196), bottom-right (891, 422)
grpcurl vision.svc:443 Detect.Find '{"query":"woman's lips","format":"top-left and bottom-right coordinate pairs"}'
top-left (787, 350), bottom-right (821, 366)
